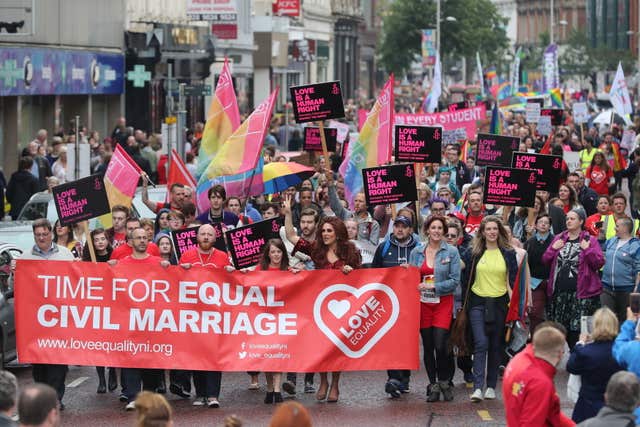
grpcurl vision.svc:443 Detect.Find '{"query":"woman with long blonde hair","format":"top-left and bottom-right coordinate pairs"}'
top-left (461, 216), bottom-right (517, 403)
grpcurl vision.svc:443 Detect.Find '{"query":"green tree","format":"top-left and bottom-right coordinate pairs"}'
top-left (378, 0), bottom-right (509, 76)
top-left (560, 29), bottom-right (635, 76)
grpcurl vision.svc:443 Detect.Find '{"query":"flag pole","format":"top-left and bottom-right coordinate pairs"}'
top-left (318, 121), bottom-right (331, 172)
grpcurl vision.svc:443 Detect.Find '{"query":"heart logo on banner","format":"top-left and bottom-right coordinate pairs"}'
top-left (313, 283), bottom-right (400, 358)
top-left (328, 299), bottom-right (350, 319)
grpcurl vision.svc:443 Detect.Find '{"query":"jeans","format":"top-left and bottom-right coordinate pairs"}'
top-left (193, 371), bottom-right (221, 398)
top-left (387, 370), bottom-right (411, 389)
top-left (121, 368), bottom-right (159, 402)
top-left (469, 302), bottom-right (506, 390)
top-left (601, 287), bottom-right (631, 326)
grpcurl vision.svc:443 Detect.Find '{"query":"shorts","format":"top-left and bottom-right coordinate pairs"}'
top-left (420, 294), bottom-right (454, 330)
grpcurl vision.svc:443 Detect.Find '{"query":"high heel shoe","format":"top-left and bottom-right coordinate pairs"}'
top-left (316, 382), bottom-right (328, 401)
top-left (273, 392), bottom-right (283, 403)
top-left (327, 387), bottom-right (339, 403)
top-left (108, 368), bottom-right (117, 392)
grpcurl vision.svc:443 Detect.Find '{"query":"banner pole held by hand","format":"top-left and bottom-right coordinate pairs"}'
top-left (318, 121), bottom-right (331, 172)
top-left (84, 221), bottom-right (96, 263)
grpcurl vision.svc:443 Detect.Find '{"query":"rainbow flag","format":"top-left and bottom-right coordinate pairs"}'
top-left (506, 253), bottom-right (529, 322)
top-left (339, 76), bottom-right (394, 207)
top-left (485, 66), bottom-right (497, 83)
top-left (489, 103), bottom-right (503, 135)
top-left (612, 142), bottom-right (628, 171)
top-left (196, 58), bottom-right (241, 180)
top-left (549, 88), bottom-right (563, 108)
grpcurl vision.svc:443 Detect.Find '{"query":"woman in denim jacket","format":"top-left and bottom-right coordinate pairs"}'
top-left (460, 216), bottom-right (517, 403)
top-left (408, 216), bottom-right (461, 402)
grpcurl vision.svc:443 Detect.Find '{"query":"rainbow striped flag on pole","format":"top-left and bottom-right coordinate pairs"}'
top-left (339, 76), bottom-right (394, 207)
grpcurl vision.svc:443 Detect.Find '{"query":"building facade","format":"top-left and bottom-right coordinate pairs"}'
top-left (0, 0), bottom-right (125, 176)
top-left (516, 0), bottom-right (586, 46)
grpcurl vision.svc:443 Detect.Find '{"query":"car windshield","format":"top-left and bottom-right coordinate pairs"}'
top-left (17, 201), bottom-right (48, 221)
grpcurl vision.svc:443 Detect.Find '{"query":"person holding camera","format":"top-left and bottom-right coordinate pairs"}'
top-left (567, 307), bottom-right (622, 423)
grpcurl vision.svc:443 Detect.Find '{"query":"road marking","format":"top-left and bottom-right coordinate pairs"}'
top-left (477, 410), bottom-right (493, 421)
top-left (67, 376), bottom-right (89, 388)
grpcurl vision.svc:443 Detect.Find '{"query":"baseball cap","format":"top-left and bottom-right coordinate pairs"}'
top-left (393, 216), bottom-right (412, 227)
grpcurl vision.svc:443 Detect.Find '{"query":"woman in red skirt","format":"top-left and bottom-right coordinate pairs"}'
top-left (408, 216), bottom-right (461, 402)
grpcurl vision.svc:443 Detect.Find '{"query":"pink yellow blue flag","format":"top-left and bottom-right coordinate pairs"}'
top-left (196, 58), bottom-right (241, 179)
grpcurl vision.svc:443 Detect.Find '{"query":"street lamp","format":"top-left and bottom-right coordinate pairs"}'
top-left (436, 0), bottom-right (457, 59)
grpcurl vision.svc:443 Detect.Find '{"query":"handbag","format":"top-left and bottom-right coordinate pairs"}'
top-left (505, 320), bottom-right (529, 358)
top-left (449, 259), bottom-right (476, 356)
top-left (567, 373), bottom-right (581, 404)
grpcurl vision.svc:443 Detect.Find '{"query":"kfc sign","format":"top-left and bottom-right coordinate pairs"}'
top-left (273, 0), bottom-right (300, 17)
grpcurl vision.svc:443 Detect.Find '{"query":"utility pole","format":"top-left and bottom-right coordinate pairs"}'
top-left (436, 0), bottom-right (441, 59)
top-left (550, 0), bottom-right (554, 45)
top-left (177, 83), bottom-right (186, 159)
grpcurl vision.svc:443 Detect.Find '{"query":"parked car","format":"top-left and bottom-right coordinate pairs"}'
top-left (0, 242), bottom-right (21, 366)
top-left (0, 186), bottom-right (167, 254)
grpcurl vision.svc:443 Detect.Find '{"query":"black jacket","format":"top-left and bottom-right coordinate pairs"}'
top-left (6, 170), bottom-right (38, 219)
top-left (371, 234), bottom-right (418, 268)
top-left (524, 233), bottom-right (553, 280)
top-left (578, 186), bottom-right (599, 217)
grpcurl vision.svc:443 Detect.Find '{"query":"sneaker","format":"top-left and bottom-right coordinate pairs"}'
top-left (304, 382), bottom-right (315, 394)
top-left (385, 379), bottom-right (402, 398)
top-left (192, 397), bottom-right (206, 407)
top-left (400, 383), bottom-right (410, 394)
top-left (206, 397), bottom-right (220, 408)
top-left (282, 381), bottom-right (296, 395)
top-left (118, 394), bottom-right (128, 403)
top-left (125, 401), bottom-right (136, 411)
top-left (248, 382), bottom-right (260, 390)
top-left (484, 387), bottom-right (496, 400)
top-left (470, 388), bottom-right (483, 402)
top-left (169, 383), bottom-right (191, 399)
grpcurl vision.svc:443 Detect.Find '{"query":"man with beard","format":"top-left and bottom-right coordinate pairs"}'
top-left (281, 208), bottom-right (318, 394)
top-left (291, 188), bottom-right (322, 230)
top-left (327, 176), bottom-right (379, 245)
top-left (115, 227), bottom-right (166, 410)
top-left (179, 224), bottom-right (233, 408)
top-left (371, 215), bottom-right (418, 398)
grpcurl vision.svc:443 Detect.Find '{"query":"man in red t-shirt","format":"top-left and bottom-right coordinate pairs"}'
top-left (110, 217), bottom-right (160, 260)
top-left (142, 179), bottom-right (186, 214)
top-left (179, 224), bottom-right (232, 270)
top-left (113, 227), bottom-right (166, 410)
top-left (106, 205), bottom-right (129, 248)
top-left (178, 223), bottom-right (232, 408)
top-left (464, 192), bottom-right (484, 236)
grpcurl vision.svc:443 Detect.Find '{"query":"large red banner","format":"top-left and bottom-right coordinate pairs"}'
top-left (15, 261), bottom-right (420, 371)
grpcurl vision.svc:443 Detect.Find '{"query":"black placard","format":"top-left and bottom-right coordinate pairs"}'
top-left (52, 174), bottom-right (110, 226)
top-left (362, 164), bottom-right (418, 206)
top-left (475, 133), bottom-right (521, 167)
top-left (303, 127), bottom-right (338, 152)
top-left (225, 217), bottom-right (284, 269)
top-left (171, 226), bottom-right (199, 260)
top-left (541, 108), bottom-right (564, 126)
top-left (447, 101), bottom-right (470, 112)
top-left (290, 81), bottom-right (345, 123)
top-left (511, 151), bottom-right (563, 193)
top-left (394, 125), bottom-right (442, 163)
top-left (483, 166), bottom-right (537, 207)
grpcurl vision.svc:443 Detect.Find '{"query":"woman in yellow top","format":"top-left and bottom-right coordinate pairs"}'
top-left (461, 216), bottom-right (518, 402)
